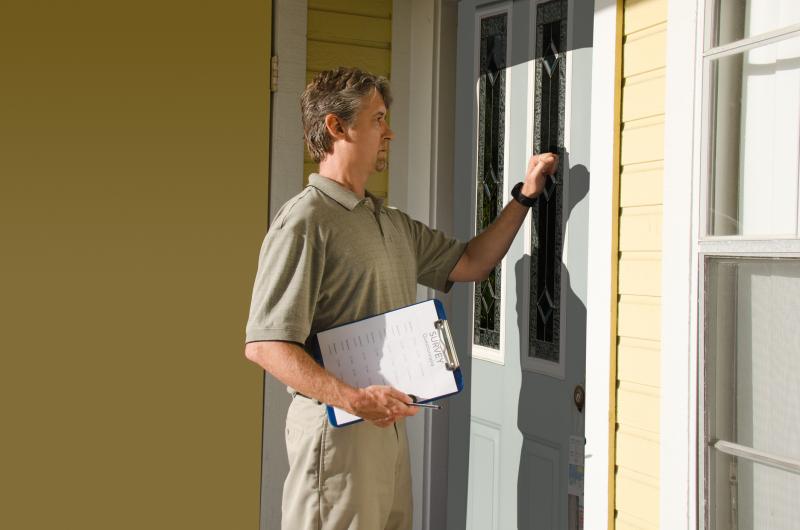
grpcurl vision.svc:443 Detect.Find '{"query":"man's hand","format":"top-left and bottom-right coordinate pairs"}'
top-left (245, 342), bottom-right (419, 428)
top-left (447, 151), bottom-right (562, 283)
top-left (520, 152), bottom-right (559, 198)
top-left (347, 385), bottom-right (420, 428)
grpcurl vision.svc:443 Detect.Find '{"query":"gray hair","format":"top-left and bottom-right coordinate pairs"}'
top-left (300, 67), bottom-right (393, 163)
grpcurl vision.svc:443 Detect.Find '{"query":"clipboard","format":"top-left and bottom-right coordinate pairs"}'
top-left (308, 299), bottom-right (463, 427)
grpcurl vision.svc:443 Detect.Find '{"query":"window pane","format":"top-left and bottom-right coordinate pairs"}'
top-left (474, 12), bottom-right (507, 350)
top-left (710, 450), bottom-right (800, 530)
top-left (708, 36), bottom-right (800, 236)
top-left (714, 0), bottom-right (800, 47)
top-left (706, 258), bottom-right (800, 462)
top-left (529, 0), bottom-right (567, 363)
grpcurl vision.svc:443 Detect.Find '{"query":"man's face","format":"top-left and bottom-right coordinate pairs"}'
top-left (344, 89), bottom-right (394, 174)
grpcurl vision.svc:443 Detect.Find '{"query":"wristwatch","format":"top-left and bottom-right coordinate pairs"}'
top-left (511, 182), bottom-right (537, 207)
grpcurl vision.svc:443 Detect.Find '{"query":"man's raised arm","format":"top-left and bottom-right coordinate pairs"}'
top-left (449, 153), bottom-right (559, 283)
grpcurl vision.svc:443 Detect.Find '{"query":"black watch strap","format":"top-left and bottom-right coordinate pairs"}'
top-left (511, 182), bottom-right (537, 207)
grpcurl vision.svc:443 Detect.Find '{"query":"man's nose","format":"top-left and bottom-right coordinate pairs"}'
top-left (384, 125), bottom-right (395, 140)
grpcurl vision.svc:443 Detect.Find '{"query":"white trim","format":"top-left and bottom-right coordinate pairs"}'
top-left (389, 2), bottom-right (460, 529)
top-left (268, 0), bottom-right (307, 220)
top-left (261, 1), bottom-right (308, 529)
top-left (661, 1), bottom-right (702, 530)
top-left (387, 0), bottom-right (412, 212)
top-left (703, 21), bottom-right (800, 59)
top-left (469, 2), bottom-right (512, 366)
top-left (388, 9), bottom-right (427, 530)
top-left (582, 1), bottom-right (618, 528)
top-left (520, 30), bottom-right (535, 374)
top-left (698, 239), bottom-right (800, 254)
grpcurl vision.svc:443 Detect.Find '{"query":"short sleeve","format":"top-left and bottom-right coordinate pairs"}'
top-left (245, 225), bottom-right (325, 344)
top-left (405, 217), bottom-right (467, 293)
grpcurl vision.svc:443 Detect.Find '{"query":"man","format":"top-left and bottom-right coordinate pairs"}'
top-left (245, 67), bottom-right (557, 529)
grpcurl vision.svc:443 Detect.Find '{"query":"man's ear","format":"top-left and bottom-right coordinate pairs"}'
top-left (324, 114), bottom-right (347, 140)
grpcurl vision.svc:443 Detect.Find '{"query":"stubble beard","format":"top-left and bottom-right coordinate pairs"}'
top-left (375, 152), bottom-right (387, 172)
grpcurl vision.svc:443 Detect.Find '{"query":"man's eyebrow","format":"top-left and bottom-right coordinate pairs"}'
top-left (373, 110), bottom-right (386, 117)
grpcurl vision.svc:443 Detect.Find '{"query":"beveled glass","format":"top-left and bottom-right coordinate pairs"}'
top-left (474, 13), bottom-right (507, 349)
top-left (529, 0), bottom-right (567, 363)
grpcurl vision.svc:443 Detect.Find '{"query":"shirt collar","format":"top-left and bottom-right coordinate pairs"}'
top-left (308, 173), bottom-right (384, 212)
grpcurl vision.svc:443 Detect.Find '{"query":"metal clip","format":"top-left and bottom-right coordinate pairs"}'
top-left (434, 319), bottom-right (460, 371)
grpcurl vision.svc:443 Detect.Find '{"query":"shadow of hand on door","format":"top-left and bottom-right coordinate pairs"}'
top-left (514, 151), bottom-right (589, 529)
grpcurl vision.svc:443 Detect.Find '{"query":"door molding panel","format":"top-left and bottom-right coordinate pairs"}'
top-left (466, 419), bottom-right (502, 530)
top-left (519, 437), bottom-right (562, 529)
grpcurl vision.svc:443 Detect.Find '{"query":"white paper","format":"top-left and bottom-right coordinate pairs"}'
top-left (568, 435), bottom-right (585, 497)
top-left (317, 300), bottom-right (458, 425)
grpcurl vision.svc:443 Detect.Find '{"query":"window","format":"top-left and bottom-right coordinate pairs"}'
top-left (704, 258), bottom-right (800, 529)
top-left (700, 2), bottom-right (800, 528)
top-left (529, 0), bottom-right (567, 365)
top-left (472, 7), bottom-right (508, 362)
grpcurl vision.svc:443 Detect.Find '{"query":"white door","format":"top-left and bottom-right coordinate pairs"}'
top-left (447, 1), bottom-right (594, 528)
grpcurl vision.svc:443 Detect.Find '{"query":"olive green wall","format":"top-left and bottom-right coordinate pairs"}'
top-left (0, 1), bottom-right (269, 528)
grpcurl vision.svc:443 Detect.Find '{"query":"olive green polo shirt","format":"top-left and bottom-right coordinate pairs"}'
top-left (245, 173), bottom-right (466, 346)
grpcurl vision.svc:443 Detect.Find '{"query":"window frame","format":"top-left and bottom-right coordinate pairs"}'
top-left (671, 2), bottom-right (800, 529)
top-left (697, 251), bottom-right (800, 528)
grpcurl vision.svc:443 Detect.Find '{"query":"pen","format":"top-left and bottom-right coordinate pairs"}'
top-left (407, 395), bottom-right (442, 410)
top-left (407, 401), bottom-right (441, 410)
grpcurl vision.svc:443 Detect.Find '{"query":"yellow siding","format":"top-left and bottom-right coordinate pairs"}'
top-left (309, 0), bottom-right (391, 19)
top-left (622, 70), bottom-right (665, 121)
top-left (304, 0), bottom-right (392, 199)
top-left (618, 253), bottom-right (661, 296)
top-left (614, 0), bottom-right (666, 528)
top-left (623, 0), bottom-right (668, 34)
top-left (620, 162), bottom-right (663, 207)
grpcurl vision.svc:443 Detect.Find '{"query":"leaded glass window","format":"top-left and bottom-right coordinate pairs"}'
top-left (473, 13), bottom-right (507, 350)
top-left (530, 0), bottom-right (566, 362)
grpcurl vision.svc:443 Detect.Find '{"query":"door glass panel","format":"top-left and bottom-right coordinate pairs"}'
top-left (708, 36), bottom-right (800, 236)
top-left (706, 257), bottom-right (800, 458)
top-left (710, 451), bottom-right (800, 530)
top-left (529, 0), bottom-right (567, 363)
top-left (714, 0), bottom-right (800, 47)
top-left (474, 12), bottom-right (507, 350)
top-left (705, 257), bottom-right (800, 528)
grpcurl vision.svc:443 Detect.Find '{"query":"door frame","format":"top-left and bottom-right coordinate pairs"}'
top-left (389, 1), bottom-right (460, 528)
top-left (659, 1), bottom-right (704, 529)
top-left (261, 1), bottom-right (307, 529)
top-left (583, 0), bottom-right (623, 528)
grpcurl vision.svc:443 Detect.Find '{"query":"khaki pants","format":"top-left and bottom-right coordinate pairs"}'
top-left (281, 395), bottom-right (413, 530)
